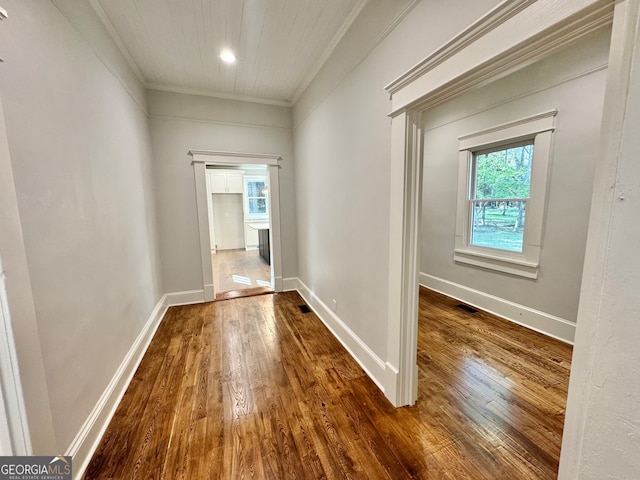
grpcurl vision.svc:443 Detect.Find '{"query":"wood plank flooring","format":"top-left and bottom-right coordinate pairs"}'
top-left (215, 286), bottom-right (274, 301)
top-left (83, 287), bottom-right (572, 479)
top-left (212, 249), bottom-right (271, 298)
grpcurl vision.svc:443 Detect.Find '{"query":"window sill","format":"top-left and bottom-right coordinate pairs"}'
top-left (453, 248), bottom-right (538, 279)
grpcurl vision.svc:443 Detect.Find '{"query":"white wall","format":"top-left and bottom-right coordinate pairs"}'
top-left (0, 0), bottom-right (162, 453)
top-left (419, 29), bottom-right (610, 328)
top-left (0, 94), bottom-right (55, 454)
top-left (293, 0), bottom-right (502, 362)
top-left (148, 89), bottom-right (297, 294)
top-left (559, 1), bottom-right (640, 477)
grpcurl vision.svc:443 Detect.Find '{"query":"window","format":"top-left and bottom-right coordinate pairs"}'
top-left (470, 141), bottom-right (533, 252)
top-left (454, 110), bottom-right (557, 279)
top-left (244, 178), bottom-right (268, 218)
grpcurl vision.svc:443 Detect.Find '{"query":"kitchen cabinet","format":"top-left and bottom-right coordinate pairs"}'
top-left (208, 170), bottom-right (244, 193)
top-left (206, 169), bottom-right (244, 252)
top-left (247, 223), bottom-right (269, 263)
top-left (258, 228), bottom-right (270, 265)
top-left (245, 224), bottom-right (259, 249)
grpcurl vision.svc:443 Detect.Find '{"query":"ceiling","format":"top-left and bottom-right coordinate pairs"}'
top-left (90, 0), bottom-right (369, 106)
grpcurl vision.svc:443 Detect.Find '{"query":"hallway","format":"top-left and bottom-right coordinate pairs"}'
top-left (84, 288), bottom-right (571, 479)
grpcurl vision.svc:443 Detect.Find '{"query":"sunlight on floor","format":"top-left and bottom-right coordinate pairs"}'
top-left (231, 274), bottom-right (253, 286)
top-left (212, 248), bottom-right (271, 294)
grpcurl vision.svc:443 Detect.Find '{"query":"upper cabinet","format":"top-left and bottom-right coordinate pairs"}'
top-left (208, 170), bottom-right (244, 193)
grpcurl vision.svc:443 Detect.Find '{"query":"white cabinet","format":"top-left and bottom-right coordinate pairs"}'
top-left (206, 169), bottom-right (245, 252)
top-left (208, 170), bottom-right (244, 193)
top-left (226, 173), bottom-right (244, 193)
top-left (209, 174), bottom-right (227, 193)
top-left (245, 224), bottom-right (259, 249)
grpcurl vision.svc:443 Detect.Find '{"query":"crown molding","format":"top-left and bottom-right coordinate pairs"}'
top-left (291, 0), bottom-right (369, 105)
top-left (416, 2), bottom-right (613, 113)
top-left (291, 0), bottom-right (420, 113)
top-left (87, 0), bottom-right (146, 85)
top-left (147, 84), bottom-right (292, 108)
top-left (385, 0), bottom-right (537, 96)
top-left (386, 0), bottom-right (614, 115)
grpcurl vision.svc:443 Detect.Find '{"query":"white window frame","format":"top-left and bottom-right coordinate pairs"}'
top-left (454, 109), bottom-right (557, 279)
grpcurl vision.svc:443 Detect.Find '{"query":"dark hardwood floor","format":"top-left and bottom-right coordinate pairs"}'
top-left (83, 287), bottom-right (572, 479)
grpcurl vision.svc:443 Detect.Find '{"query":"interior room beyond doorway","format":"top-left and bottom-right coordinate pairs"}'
top-left (212, 249), bottom-right (271, 300)
top-left (206, 163), bottom-right (274, 300)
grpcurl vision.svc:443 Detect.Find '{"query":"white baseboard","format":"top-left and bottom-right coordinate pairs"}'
top-left (294, 279), bottom-right (387, 393)
top-left (282, 277), bottom-right (299, 292)
top-left (163, 289), bottom-right (205, 306)
top-left (66, 294), bottom-right (169, 480)
top-left (419, 272), bottom-right (576, 344)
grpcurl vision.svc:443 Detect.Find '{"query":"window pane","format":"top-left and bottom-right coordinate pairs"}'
top-left (247, 181), bottom-right (266, 197)
top-left (249, 198), bottom-right (267, 214)
top-left (473, 144), bottom-right (533, 200)
top-left (471, 200), bottom-right (526, 252)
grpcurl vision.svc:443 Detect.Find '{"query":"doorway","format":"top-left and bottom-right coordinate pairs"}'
top-left (189, 150), bottom-right (284, 303)
top-left (206, 164), bottom-right (273, 300)
top-left (382, 1), bottom-right (615, 408)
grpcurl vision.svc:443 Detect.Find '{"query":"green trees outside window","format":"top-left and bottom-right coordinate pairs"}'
top-left (470, 142), bottom-right (533, 252)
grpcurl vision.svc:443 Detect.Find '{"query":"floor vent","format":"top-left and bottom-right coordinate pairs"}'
top-left (298, 304), bottom-right (312, 314)
top-left (456, 304), bottom-right (478, 314)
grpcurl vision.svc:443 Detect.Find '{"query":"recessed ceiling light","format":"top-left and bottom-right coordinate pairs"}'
top-left (220, 50), bottom-right (236, 64)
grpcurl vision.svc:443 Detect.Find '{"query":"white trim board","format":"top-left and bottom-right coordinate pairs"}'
top-left (419, 272), bottom-right (575, 344)
top-left (150, 113), bottom-right (293, 132)
top-left (66, 294), bottom-right (169, 480)
top-left (163, 289), bottom-right (206, 307)
top-left (293, 279), bottom-right (388, 394)
top-left (189, 150), bottom-right (284, 302)
top-left (147, 85), bottom-right (292, 108)
top-left (386, 0), bottom-right (613, 113)
top-left (383, 0), bottom-right (612, 408)
top-left (454, 110), bottom-right (556, 280)
top-left (0, 264), bottom-right (31, 455)
top-left (282, 277), bottom-right (299, 292)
